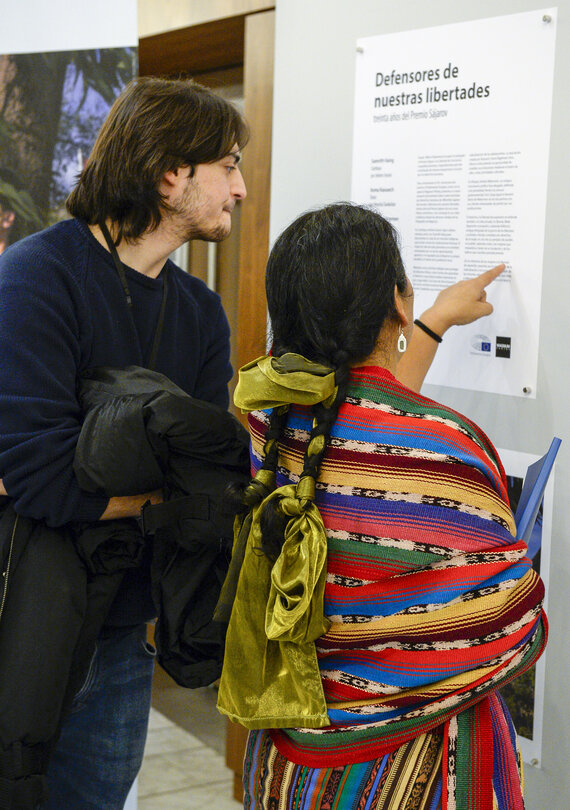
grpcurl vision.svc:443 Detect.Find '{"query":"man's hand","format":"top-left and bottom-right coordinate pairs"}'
top-left (0, 477), bottom-right (162, 519)
top-left (417, 264), bottom-right (505, 337)
top-left (99, 490), bottom-right (163, 521)
top-left (1, 474), bottom-right (164, 520)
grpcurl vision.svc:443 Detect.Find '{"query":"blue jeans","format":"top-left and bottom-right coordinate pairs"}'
top-left (42, 623), bottom-right (155, 810)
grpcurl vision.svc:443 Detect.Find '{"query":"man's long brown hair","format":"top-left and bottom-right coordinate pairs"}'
top-left (66, 76), bottom-right (248, 243)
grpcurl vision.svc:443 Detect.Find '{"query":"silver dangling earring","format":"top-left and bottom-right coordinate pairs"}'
top-left (397, 326), bottom-right (407, 353)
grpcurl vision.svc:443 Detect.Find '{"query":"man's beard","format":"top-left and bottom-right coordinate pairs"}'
top-left (167, 181), bottom-right (231, 244)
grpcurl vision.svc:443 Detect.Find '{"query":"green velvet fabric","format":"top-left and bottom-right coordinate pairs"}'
top-left (234, 353), bottom-right (337, 412)
top-left (216, 353), bottom-right (337, 729)
top-left (216, 477), bottom-right (330, 729)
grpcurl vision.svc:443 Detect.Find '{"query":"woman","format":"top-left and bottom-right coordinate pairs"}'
top-left (217, 203), bottom-right (546, 810)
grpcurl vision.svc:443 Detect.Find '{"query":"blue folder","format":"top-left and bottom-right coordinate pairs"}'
top-left (514, 437), bottom-right (561, 557)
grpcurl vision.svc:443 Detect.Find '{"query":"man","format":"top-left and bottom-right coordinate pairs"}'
top-left (0, 76), bottom-right (247, 809)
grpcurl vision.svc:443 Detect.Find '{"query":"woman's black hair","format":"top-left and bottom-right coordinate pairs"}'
top-left (266, 202), bottom-right (407, 365)
top-left (233, 203), bottom-right (408, 560)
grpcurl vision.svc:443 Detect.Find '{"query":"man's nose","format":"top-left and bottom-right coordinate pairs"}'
top-left (232, 167), bottom-right (247, 200)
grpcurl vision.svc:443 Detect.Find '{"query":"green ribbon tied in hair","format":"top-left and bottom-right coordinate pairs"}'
top-left (265, 476), bottom-right (330, 644)
top-left (234, 353), bottom-right (338, 412)
top-left (216, 353), bottom-right (337, 730)
top-left (217, 474), bottom-right (331, 729)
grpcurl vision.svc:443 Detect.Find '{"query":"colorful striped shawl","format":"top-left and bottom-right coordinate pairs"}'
top-left (247, 366), bottom-right (546, 808)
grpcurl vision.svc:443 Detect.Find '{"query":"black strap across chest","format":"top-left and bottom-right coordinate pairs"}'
top-left (99, 221), bottom-right (169, 371)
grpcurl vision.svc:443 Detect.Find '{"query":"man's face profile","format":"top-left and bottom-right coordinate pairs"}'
top-left (168, 146), bottom-right (247, 243)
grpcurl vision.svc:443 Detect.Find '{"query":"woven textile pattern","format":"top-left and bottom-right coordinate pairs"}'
top-left (246, 366), bottom-right (546, 810)
top-left (244, 727), bottom-right (443, 809)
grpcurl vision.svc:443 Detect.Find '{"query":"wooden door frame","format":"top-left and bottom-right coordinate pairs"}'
top-left (236, 10), bottom-right (274, 373)
top-left (138, 9), bottom-right (274, 390)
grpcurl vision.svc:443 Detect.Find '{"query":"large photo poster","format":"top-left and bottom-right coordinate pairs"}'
top-left (351, 9), bottom-right (557, 398)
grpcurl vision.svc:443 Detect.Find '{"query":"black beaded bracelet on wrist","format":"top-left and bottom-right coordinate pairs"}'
top-left (414, 319), bottom-right (443, 343)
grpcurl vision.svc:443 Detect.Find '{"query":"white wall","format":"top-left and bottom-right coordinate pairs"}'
top-left (271, 2), bottom-right (569, 807)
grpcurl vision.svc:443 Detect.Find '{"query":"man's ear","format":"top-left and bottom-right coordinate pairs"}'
top-left (393, 284), bottom-right (410, 328)
top-left (159, 166), bottom-right (192, 198)
top-left (160, 169), bottom-right (181, 194)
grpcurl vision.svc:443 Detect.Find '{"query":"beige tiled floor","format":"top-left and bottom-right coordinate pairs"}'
top-left (138, 708), bottom-right (241, 809)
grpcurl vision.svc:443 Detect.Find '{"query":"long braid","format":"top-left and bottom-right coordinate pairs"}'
top-left (259, 359), bottom-right (351, 561)
top-left (300, 361), bottom-right (350, 486)
top-left (217, 404), bottom-right (290, 622)
top-left (225, 404), bottom-right (289, 514)
top-left (259, 405), bottom-right (289, 477)
top-left (256, 405), bottom-right (291, 560)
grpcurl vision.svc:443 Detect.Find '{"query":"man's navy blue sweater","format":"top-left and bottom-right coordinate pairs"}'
top-left (0, 219), bottom-right (232, 622)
